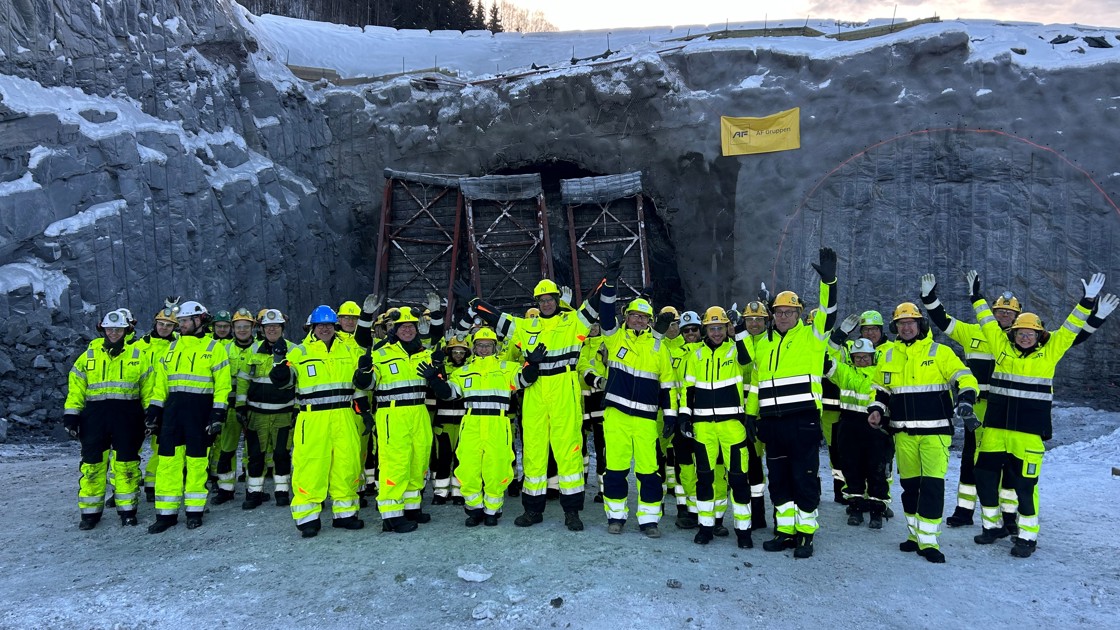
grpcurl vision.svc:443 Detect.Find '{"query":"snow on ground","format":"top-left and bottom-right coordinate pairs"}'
top-left (0, 260), bottom-right (70, 307)
top-left (2, 406), bottom-right (1117, 628)
top-left (237, 9), bottom-right (1120, 83)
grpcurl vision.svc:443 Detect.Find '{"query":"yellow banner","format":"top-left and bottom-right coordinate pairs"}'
top-left (720, 108), bottom-right (801, 156)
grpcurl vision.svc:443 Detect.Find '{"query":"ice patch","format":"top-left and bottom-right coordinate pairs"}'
top-left (0, 172), bottom-right (41, 196)
top-left (942, 87), bottom-right (955, 94)
top-left (253, 115), bottom-right (280, 128)
top-left (976, 88), bottom-right (993, 96)
top-left (90, 2), bottom-right (102, 23)
top-left (264, 192), bottom-right (281, 216)
top-left (164, 16), bottom-right (181, 33)
top-left (28, 146), bottom-right (63, 169)
top-left (43, 200), bottom-right (126, 237)
top-left (137, 144), bottom-right (167, 164)
top-left (738, 69), bottom-right (770, 90)
top-left (0, 261), bottom-right (70, 307)
top-left (818, 79), bottom-right (831, 89)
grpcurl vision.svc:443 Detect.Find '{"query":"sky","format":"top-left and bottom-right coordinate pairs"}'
top-left (508, 0), bottom-right (1120, 31)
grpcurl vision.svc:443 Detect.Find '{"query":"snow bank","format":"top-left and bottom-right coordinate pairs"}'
top-left (43, 200), bottom-right (126, 237)
top-left (0, 172), bottom-right (41, 196)
top-left (0, 260), bottom-right (70, 307)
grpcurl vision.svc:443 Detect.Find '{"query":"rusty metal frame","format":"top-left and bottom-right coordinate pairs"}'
top-left (566, 194), bottom-right (651, 303)
top-left (464, 193), bottom-right (553, 309)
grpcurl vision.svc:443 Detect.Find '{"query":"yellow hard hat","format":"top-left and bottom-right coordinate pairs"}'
top-left (743, 301), bottom-right (769, 318)
top-left (993, 292), bottom-right (1022, 313)
top-left (1011, 312), bottom-right (1045, 332)
top-left (533, 279), bottom-right (560, 298)
top-left (773, 291), bottom-right (802, 311)
top-left (473, 327), bottom-right (498, 343)
top-left (659, 306), bottom-right (680, 319)
top-left (702, 306), bottom-right (730, 326)
top-left (256, 308), bottom-right (269, 324)
top-left (626, 299), bottom-right (654, 317)
top-left (525, 307), bottom-right (541, 318)
top-left (154, 307), bottom-right (178, 324)
top-left (393, 306), bottom-right (420, 325)
top-left (232, 307), bottom-right (256, 323)
top-left (446, 335), bottom-right (471, 350)
top-left (338, 301), bottom-right (361, 317)
top-left (892, 302), bottom-right (923, 321)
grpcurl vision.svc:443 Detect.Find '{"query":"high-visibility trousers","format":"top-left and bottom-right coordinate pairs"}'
top-left (290, 408), bottom-right (362, 525)
top-left (601, 407), bottom-right (662, 525)
top-left (694, 419), bottom-right (751, 531)
top-left (245, 410), bottom-right (293, 494)
top-left (154, 393), bottom-right (211, 517)
top-left (375, 403), bottom-right (432, 518)
top-left (975, 427), bottom-right (1043, 541)
top-left (521, 371), bottom-right (584, 513)
top-left (455, 413), bottom-right (513, 516)
top-left (895, 432), bottom-right (950, 550)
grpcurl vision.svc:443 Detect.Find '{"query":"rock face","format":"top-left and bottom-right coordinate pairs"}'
top-left (1, 3), bottom-right (1118, 438)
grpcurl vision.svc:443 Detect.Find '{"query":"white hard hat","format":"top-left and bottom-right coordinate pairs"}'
top-left (259, 309), bottom-right (286, 325)
top-left (100, 310), bottom-right (129, 328)
top-left (177, 300), bottom-right (207, 316)
top-left (679, 311), bottom-right (702, 328)
top-left (850, 338), bottom-right (876, 355)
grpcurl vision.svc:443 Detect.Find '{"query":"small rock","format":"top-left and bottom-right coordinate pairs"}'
top-left (700, 584), bottom-right (711, 592)
top-left (743, 562), bottom-right (753, 568)
top-left (549, 597), bottom-right (563, 608)
top-left (457, 564), bottom-right (492, 582)
top-left (688, 557), bottom-right (699, 563)
top-left (505, 587), bottom-right (527, 604)
top-left (666, 579), bottom-right (682, 589)
top-left (32, 355), bottom-right (52, 369)
top-left (471, 600), bottom-right (499, 620)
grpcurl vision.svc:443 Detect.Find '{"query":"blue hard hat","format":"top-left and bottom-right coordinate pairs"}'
top-left (308, 305), bottom-right (339, 325)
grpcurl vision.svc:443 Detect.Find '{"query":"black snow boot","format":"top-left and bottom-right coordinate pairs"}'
top-left (693, 525), bottom-right (714, 545)
top-left (675, 506), bottom-right (698, 530)
top-left (385, 517), bottom-right (418, 533)
top-left (185, 514), bottom-right (203, 529)
top-left (918, 546), bottom-right (946, 564)
top-left (78, 514), bottom-right (101, 531)
top-left (484, 514), bottom-right (499, 527)
top-left (147, 515), bottom-right (178, 534)
top-left (867, 504), bottom-right (885, 530)
top-left (713, 516), bottom-right (729, 537)
top-left (974, 526), bottom-right (1010, 545)
top-left (431, 494), bottom-right (448, 505)
top-left (211, 489), bottom-right (235, 505)
top-left (846, 500), bottom-right (865, 526)
top-left (332, 516), bottom-right (365, 530)
top-left (298, 519), bottom-right (321, 538)
top-left (465, 511), bottom-right (484, 527)
top-left (119, 511), bottom-right (138, 527)
top-left (763, 531), bottom-right (796, 552)
top-left (451, 496), bottom-right (465, 506)
top-left (274, 491), bottom-right (290, 507)
top-left (514, 511), bottom-right (543, 527)
top-left (833, 479), bottom-right (848, 505)
top-left (945, 506), bottom-right (974, 527)
top-left (1002, 512), bottom-right (1019, 537)
top-left (404, 509), bottom-right (431, 524)
top-left (506, 478), bottom-right (522, 497)
top-left (750, 496), bottom-right (768, 531)
top-left (736, 529), bottom-right (754, 549)
top-left (242, 492), bottom-right (266, 510)
top-left (1010, 537), bottom-right (1036, 558)
top-left (793, 532), bottom-right (814, 559)
top-left (899, 540), bottom-right (919, 553)
top-left (564, 511), bottom-right (585, 532)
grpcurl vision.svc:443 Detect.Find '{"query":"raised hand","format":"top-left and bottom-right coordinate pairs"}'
top-left (811, 247), bottom-right (837, 283)
top-left (1082, 272), bottom-right (1106, 300)
top-left (920, 273), bottom-right (937, 298)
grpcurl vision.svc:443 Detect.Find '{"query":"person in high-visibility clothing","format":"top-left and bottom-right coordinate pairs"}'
top-left (597, 293), bottom-right (678, 538)
top-left (431, 333), bottom-right (471, 505)
top-left (453, 268), bottom-right (604, 532)
top-left (577, 323), bottom-right (607, 502)
top-left (867, 301), bottom-right (979, 563)
top-left (965, 270), bottom-right (1113, 558)
top-left (808, 306), bottom-right (847, 506)
top-left (651, 305), bottom-right (682, 519)
top-left (64, 309), bottom-right (155, 529)
top-left (211, 308), bottom-right (257, 504)
top-left (146, 300), bottom-right (232, 533)
top-left (738, 299), bottom-right (771, 532)
top-left (136, 303), bottom-right (178, 501)
top-left (421, 327), bottom-right (546, 526)
top-left (680, 306), bottom-right (755, 548)
top-left (668, 310), bottom-right (704, 529)
top-left (237, 308), bottom-right (296, 509)
top-left (270, 305), bottom-right (368, 538)
top-left (747, 248), bottom-right (838, 559)
top-left (353, 306), bottom-right (435, 533)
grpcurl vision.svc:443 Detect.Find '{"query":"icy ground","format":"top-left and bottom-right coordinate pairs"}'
top-left (1, 406), bottom-right (1118, 628)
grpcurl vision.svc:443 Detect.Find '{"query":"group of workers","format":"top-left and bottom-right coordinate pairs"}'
top-left (62, 246), bottom-right (1117, 562)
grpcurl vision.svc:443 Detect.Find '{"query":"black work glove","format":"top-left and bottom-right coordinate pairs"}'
top-left (360, 409), bottom-right (375, 437)
top-left (144, 406), bottom-right (162, 436)
top-left (726, 304), bottom-right (741, 326)
top-left (757, 282), bottom-right (771, 305)
top-left (357, 352), bottom-right (373, 372)
top-left (63, 414), bottom-right (80, 439)
top-left (653, 311), bottom-right (676, 335)
top-left (205, 408), bottom-right (226, 436)
top-left (416, 361), bottom-right (441, 382)
top-left (678, 411), bottom-right (694, 439)
top-left (662, 416), bottom-right (678, 439)
top-left (743, 415), bottom-right (758, 444)
top-left (603, 243), bottom-right (626, 286)
top-left (272, 340), bottom-right (287, 362)
top-left (453, 279), bottom-right (477, 306)
top-left (430, 347), bottom-right (447, 366)
top-left (955, 402), bottom-right (981, 432)
top-left (384, 327), bottom-right (399, 345)
top-left (525, 343), bottom-right (548, 364)
top-left (811, 247), bottom-right (837, 283)
top-left (235, 406), bottom-right (249, 427)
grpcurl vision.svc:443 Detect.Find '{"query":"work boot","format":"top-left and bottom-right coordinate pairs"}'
top-left (793, 532), bottom-right (814, 559)
top-left (693, 525), bottom-right (714, 545)
top-left (713, 516), bottom-right (729, 537)
top-left (506, 479), bottom-right (522, 497)
top-left (974, 526), bottom-right (1010, 545)
top-left (147, 515), bottom-right (177, 534)
top-left (846, 501), bottom-right (865, 526)
top-left (332, 516), bottom-right (365, 530)
top-left (918, 547), bottom-right (946, 563)
top-left (1009, 537), bottom-right (1036, 558)
top-left (484, 514), bottom-right (499, 527)
top-left (359, 496), bottom-right (369, 508)
top-left (242, 492), bottom-right (266, 510)
top-left (945, 506), bottom-right (974, 527)
top-left (564, 511), bottom-right (585, 532)
top-left (899, 539), bottom-right (919, 553)
top-left (144, 487), bottom-right (155, 503)
top-left (386, 517), bottom-right (418, 533)
top-left (750, 497), bottom-right (768, 531)
top-left (451, 496), bottom-right (465, 506)
top-left (641, 524), bottom-right (661, 539)
top-left (78, 514), bottom-right (101, 531)
top-left (465, 512), bottom-right (484, 527)
top-left (185, 515), bottom-right (203, 529)
top-left (884, 506), bottom-right (894, 519)
top-left (608, 520), bottom-right (624, 534)
top-left (211, 489), bottom-right (235, 505)
top-left (868, 506), bottom-right (884, 530)
top-left (763, 531), bottom-right (796, 552)
top-left (833, 479), bottom-right (848, 505)
top-left (404, 510), bottom-right (431, 524)
top-left (593, 492), bottom-right (604, 504)
top-left (106, 496), bottom-right (116, 509)
top-left (119, 511), bottom-right (138, 527)
top-left (1002, 512), bottom-right (1019, 537)
top-left (514, 511), bottom-right (543, 527)
top-left (736, 529), bottom-right (754, 549)
top-left (298, 520), bottom-right (321, 538)
top-left (431, 494), bottom-right (448, 506)
top-left (675, 510), bottom-right (698, 530)
top-left (274, 491), bottom-right (290, 507)
top-left (237, 472), bottom-right (247, 482)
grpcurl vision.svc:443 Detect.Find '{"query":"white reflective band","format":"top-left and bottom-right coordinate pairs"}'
top-left (795, 509), bottom-right (818, 529)
top-left (607, 361), bottom-right (659, 381)
top-left (892, 419), bottom-right (949, 429)
top-left (990, 387), bottom-right (1052, 401)
top-left (978, 314), bottom-right (996, 326)
top-left (249, 401), bottom-right (294, 411)
top-left (693, 406), bottom-right (744, 416)
top-left (821, 397), bottom-right (841, 405)
top-left (604, 393), bottom-right (659, 413)
top-left (692, 376), bottom-right (743, 390)
top-left (758, 393), bottom-right (816, 407)
top-left (925, 298), bottom-right (942, 309)
top-left (766, 374), bottom-right (820, 387)
top-left (966, 352), bottom-right (994, 360)
top-left (994, 372), bottom-right (1053, 386)
top-left (999, 488), bottom-right (1018, 501)
top-left (950, 370), bottom-right (971, 384)
top-left (890, 384), bottom-right (949, 394)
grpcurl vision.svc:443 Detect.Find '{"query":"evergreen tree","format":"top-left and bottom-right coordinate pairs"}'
top-left (471, 0), bottom-right (486, 30)
top-left (487, 1), bottom-right (503, 33)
